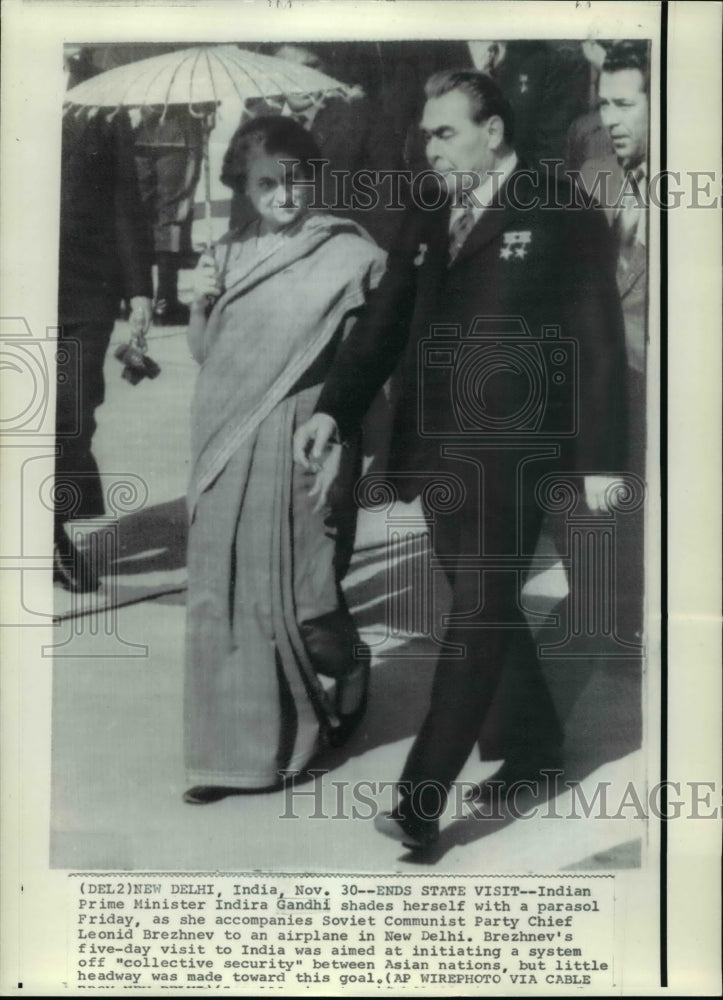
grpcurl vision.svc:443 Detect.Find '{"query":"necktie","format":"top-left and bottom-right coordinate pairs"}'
top-left (613, 165), bottom-right (646, 250)
top-left (449, 193), bottom-right (476, 264)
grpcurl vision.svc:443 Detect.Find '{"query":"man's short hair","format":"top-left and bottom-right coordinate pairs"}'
top-left (424, 69), bottom-right (515, 143)
top-left (601, 41), bottom-right (650, 92)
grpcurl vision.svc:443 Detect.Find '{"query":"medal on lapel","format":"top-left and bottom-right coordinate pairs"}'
top-left (500, 230), bottom-right (532, 260)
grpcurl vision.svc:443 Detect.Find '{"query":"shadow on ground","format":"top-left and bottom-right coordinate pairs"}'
top-left (108, 496), bottom-right (188, 575)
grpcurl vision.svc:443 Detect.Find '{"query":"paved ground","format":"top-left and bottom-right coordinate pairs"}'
top-left (50, 320), bottom-right (644, 873)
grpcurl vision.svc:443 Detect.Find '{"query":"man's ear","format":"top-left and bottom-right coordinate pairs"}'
top-left (486, 115), bottom-right (506, 151)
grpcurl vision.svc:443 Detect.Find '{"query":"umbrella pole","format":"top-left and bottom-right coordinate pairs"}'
top-left (202, 118), bottom-right (213, 248)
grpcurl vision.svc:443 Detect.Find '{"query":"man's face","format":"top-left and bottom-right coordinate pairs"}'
top-left (421, 89), bottom-right (498, 189)
top-left (598, 68), bottom-right (649, 165)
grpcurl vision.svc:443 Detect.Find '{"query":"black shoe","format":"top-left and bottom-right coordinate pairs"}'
top-left (327, 651), bottom-right (370, 748)
top-left (374, 810), bottom-right (439, 850)
top-left (153, 299), bottom-right (190, 327)
top-left (53, 533), bottom-right (100, 593)
top-left (464, 760), bottom-right (565, 805)
top-left (183, 785), bottom-right (240, 805)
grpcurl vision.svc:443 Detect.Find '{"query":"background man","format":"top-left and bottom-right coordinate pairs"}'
top-left (401, 40), bottom-right (587, 179)
top-left (55, 46), bottom-right (153, 591)
top-left (581, 40), bottom-right (648, 435)
top-left (294, 70), bottom-right (628, 849)
top-left (579, 40), bottom-right (649, 642)
top-left (133, 105), bottom-right (203, 326)
top-left (468, 40), bottom-right (587, 168)
top-left (563, 38), bottom-right (616, 172)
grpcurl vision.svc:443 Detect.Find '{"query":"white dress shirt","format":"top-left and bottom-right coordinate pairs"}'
top-left (448, 151), bottom-right (519, 234)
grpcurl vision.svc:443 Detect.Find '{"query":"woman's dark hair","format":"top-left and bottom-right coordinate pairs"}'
top-left (220, 114), bottom-right (322, 193)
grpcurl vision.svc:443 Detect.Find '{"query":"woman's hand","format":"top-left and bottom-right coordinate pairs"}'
top-left (187, 254), bottom-right (219, 363)
top-left (189, 254), bottom-right (222, 305)
top-left (308, 443), bottom-right (342, 514)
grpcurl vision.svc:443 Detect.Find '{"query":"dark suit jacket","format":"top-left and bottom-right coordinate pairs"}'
top-left (493, 42), bottom-right (588, 168)
top-left (564, 110), bottom-right (613, 175)
top-left (59, 108), bottom-right (154, 324)
top-left (316, 165), bottom-right (628, 495)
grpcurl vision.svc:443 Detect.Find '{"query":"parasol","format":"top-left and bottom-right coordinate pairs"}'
top-left (64, 44), bottom-right (354, 245)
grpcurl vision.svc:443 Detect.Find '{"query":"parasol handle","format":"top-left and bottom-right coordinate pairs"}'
top-left (202, 116), bottom-right (214, 249)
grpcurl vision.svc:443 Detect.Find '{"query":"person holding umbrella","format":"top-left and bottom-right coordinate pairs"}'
top-left (181, 116), bottom-right (386, 804)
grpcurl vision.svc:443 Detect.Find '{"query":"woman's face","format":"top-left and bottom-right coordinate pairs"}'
top-left (245, 149), bottom-right (310, 233)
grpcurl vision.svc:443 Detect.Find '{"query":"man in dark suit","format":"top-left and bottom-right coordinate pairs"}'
top-left (563, 39), bottom-right (615, 174)
top-left (55, 47), bottom-right (153, 591)
top-left (402, 42), bottom-right (586, 180)
top-left (474, 41), bottom-right (588, 168)
top-left (294, 70), bottom-right (627, 848)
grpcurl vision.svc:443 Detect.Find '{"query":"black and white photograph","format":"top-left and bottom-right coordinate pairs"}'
top-left (0, 1), bottom-right (720, 996)
top-left (48, 28), bottom-right (652, 871)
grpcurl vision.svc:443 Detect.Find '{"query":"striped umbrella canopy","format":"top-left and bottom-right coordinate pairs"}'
top-left (64, 44), bottom-right (353, 243)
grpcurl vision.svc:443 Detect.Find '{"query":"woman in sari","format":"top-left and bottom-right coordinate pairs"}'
top-left (183, 116), bottom-right (386, 804)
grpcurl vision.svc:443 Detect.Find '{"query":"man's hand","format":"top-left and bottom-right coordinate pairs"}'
top-left (129, 296), bottom-right (153, 341)
top-left (583, 475), bottom-right (625, 513)
top-left (308, 443), bottom-right (342, 514)
top-left (581, 39), bottom-right (609, 73)
top-left (293, 413), bottom-right (339, 471)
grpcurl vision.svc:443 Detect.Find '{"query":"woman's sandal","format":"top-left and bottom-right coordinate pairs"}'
top-left (182, 785), bottom-right (240, 805)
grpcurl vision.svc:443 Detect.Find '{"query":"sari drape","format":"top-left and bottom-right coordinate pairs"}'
top-left (184, 213), bottom-right (386, 788)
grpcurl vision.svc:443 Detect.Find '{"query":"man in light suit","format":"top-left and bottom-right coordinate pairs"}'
top-left (294, 70), bottom-right (628, 849)
top-left (580, 42), bottom-right (648, 466)
top-left (578, 41), bottom-right (649, 642)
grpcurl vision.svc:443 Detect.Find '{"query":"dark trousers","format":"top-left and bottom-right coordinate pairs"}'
top-left (615, 367), bottom-right (646, 643)
top-left (55, 319), bottom-right (115, 533)
top-left (399, 457), bottom-right (563, 818)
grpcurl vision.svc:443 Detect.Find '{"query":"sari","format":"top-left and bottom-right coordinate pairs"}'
top-left (184, 212), bottom-right (386, 789)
